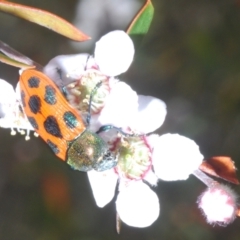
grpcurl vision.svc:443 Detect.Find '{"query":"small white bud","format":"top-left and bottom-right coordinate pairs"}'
top-left (198, 184), bottom-right (238, 225)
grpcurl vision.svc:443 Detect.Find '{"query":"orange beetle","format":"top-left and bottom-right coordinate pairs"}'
top-left (19, 69), bottom-right (117, 171)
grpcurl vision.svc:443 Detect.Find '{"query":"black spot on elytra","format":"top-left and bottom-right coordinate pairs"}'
top-left (63, 111), bottom-right (78, 129)
top-left (27, 116), bottom-right (39, 130)
top-left (21, 90), bottom-right (26, 107)
top-left (28, 77), bottom-right (40, 88)
top-left (28, 95), bottom-right (41, 114)
top-left (44, 116), bottom-right (63, 138)
top-left (44, 85), bottom-right (57, 105)
top-left (46, 139), bottom-right (60, 154)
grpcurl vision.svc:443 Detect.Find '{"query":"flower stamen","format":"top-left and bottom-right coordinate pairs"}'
top-left (10, 128), bottom-right (16, 135)
top-left (115, 136), bottom-right (152, 180)
top-left (66, 69), bottom-right (110, 114)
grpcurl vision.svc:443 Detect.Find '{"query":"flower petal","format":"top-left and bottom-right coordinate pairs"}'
top-left (130, 95), bottom-right (167, 133)
top-left (43, 54), bottom-right (95, 86)
top-left (94, 30), bottom-right (134, 76)
top-left (0, 79), bottom-right (17, 117)
top-left (116, 181), bottom-right (159, 227)
top-left (97, 80), bottom-right (138, 128)
top-left (87, 169), bottom-right (118, 208)
top-left (151, 133), bottom-right (203, 181)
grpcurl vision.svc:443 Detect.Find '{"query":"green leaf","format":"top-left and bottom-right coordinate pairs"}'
top-left (0, 52), bottom-right (35, 68)
top-left (0, 0), bottom-right (90, 41)
top-left (127, 0), bottom-right (154, 35)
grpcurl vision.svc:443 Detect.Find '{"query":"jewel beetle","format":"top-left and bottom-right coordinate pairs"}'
top-left (19, 69), bottom-right (117, 171)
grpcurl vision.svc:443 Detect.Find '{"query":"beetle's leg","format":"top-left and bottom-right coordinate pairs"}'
top-left (84, 54), bottom-right (91, 71)
top-left (96, 125), bottom-right (142, 137)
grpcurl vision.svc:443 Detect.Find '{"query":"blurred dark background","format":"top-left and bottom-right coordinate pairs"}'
top-left (0, 0), bottom-right (240, 239)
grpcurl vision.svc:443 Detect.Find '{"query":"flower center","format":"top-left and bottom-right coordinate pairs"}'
top-left (66, 69), bottom-right (110, 115)
top-left (115, 136), bottom-right (152, 180)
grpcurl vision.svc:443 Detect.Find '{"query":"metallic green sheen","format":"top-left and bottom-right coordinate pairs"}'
top-left (67, 130), bottom-right (117, 172)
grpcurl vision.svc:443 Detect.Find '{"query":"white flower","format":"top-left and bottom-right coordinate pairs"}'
top-left (0, 79), bottom-right (33, 139)
top-left (84, 83), bottom-right (166, 227)
top-left (0, 30), bottom-right (208, 228)
top-left (46, 31), bottom-right (166, 133)
top-left (86, 121), bottom-right (203, 227)
top-left (47, 31), bottom-right (165, 227)
top-left (87, 109), bottom-right (164, 227)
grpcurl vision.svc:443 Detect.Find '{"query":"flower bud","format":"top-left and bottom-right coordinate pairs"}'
top-left (198, 184), bottom-right (238, 225)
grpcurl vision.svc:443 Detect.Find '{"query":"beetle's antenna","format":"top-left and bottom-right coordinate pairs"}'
top-left (86, 81), bottom-right (102, 126)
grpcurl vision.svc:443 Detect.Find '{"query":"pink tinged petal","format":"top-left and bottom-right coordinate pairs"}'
top-left (87, 169), bottom-right (118, 208)
top-left (130, 95), bottom-right (167, 133)
top-left (198, 184), bottom-right (237, 225)
top-left (94, 30), bottom-right (134, 76)
top-left (43, 54), bottom-right (95, 86)
top-left (151, 134), bottom-right (203, 181)
top-left (116, 181), bottom-right (159, 227)
top-left (98, 80), bottom-right (138, 128)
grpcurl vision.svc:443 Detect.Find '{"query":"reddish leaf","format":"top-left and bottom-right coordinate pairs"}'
top-left (0, 40), bottom-right (41, 69)
top-left (0, 52), bottom-right (35, 68)
top-left (236, 207), bottom-right (240, 217)
top-left (0, 0), bottom-right (90, 41)
top-left (199, 156), bottom-right (239, 184)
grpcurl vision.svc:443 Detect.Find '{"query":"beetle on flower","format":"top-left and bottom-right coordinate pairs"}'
top-left (0, 30), bottom-right (238, 228)
top-left (43, 30), bottom-right (207, 227)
